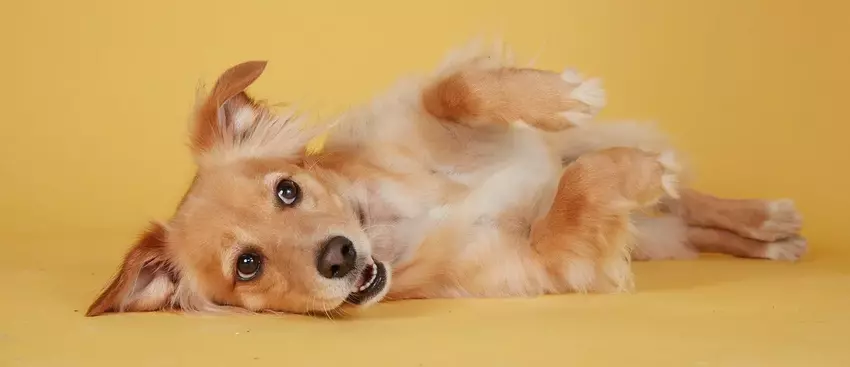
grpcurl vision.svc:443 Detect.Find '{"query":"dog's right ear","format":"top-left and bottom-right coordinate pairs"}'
top-left (191, 60), bottom-right (269, 155)
top-left (86, 222), bottom-right (178, 316)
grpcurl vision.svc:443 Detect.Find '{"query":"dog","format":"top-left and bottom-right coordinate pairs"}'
top-left (86, 43), bottom-right (805, 317)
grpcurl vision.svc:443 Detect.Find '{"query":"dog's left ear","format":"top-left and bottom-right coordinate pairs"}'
top-left (191, 60), bottom-right (269, 155)
top-left (86, 222), bottom-right (178, 316)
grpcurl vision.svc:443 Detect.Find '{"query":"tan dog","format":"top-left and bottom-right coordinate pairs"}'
top-left (87, 44), bottom-right (805, 317)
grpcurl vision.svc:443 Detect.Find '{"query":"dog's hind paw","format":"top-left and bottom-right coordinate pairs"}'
top-left (762, 236), bottom-right (808, 261)
top-left (743, 199), bottom-right (803, 242)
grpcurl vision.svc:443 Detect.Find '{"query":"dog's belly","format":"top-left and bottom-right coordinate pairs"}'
top-left (367, 169), bottom-right (562, 298)
top-left (362, 126), bottom-right (563, 269)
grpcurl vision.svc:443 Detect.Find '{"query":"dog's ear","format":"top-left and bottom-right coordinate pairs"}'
top-left (191, 60), bottom-right (269, 154)
top-left (86, 222), bottom-right (178, 316)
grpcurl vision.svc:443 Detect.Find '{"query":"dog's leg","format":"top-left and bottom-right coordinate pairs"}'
top-left (541, 122), bottom-right (804, 244)
top-left (630, 214), bottom-right (807, 261)
top-left (630, 214), bottom-right (698, 260)
top-left (530, 147), bottom-right (680, 293)
top-left (686, 226), bottom-right (807, 261)
top-left (422, 67), bottom-right (605, 131)
top-left (667, 189), bottom-right (803, 242)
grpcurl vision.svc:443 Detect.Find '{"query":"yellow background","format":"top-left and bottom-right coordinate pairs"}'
top-left (1, 0), bottom-right (848, 366)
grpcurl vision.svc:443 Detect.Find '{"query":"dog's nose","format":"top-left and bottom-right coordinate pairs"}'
top-left (317, 236), bottom-right (357, 279)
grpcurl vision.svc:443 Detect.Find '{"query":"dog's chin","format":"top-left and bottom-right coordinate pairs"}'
top-left (340, 260), bottom-right (392, 311)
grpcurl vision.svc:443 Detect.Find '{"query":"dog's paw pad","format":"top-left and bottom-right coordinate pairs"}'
top-left (763, 236), bottom-right (807, 261)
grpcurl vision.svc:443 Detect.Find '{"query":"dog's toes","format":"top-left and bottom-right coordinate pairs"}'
top-left (568, 77), bottom-right (607, 113)
top-left (560, 68), bottom-right (584, 84)
top-left (746, 199), bottom-right (803, 242)
top-left (762, 235), bottom-right (808, 261)
top-left (548, 69), bottom-right (606, 128)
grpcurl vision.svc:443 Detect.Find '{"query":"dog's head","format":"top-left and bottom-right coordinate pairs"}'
top-left (86, 61), bottom-right (390, 317)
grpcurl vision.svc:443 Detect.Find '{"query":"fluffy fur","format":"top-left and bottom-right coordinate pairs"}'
top-left (87, 42), bottom-right (806, 317)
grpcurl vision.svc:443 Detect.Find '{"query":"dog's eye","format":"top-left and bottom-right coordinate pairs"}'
top-left (276, 179), bottom-right (301, 206)
top-left (236, 253), bottom-right (263, 281)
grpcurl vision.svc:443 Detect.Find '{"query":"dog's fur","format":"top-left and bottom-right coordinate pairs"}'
top-left (87, 43), bottom-right (806, 317)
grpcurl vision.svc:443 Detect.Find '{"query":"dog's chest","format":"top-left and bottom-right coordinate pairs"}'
top-left (357, 170), bottom-right (455, 264)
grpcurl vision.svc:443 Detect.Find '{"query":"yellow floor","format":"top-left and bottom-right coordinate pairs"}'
top-left (1, 236), bottom-right (848, 366)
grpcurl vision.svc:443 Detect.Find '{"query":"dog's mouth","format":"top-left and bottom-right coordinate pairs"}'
top-left (345, 260), bottom-right (388, 305)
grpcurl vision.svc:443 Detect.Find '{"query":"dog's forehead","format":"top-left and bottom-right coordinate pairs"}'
top-left (167, 158), bottom-right (337, 248)
top-left (192, 162), bottom-right (275, 197)
top-left (169, 170), bottom-right (265, 229)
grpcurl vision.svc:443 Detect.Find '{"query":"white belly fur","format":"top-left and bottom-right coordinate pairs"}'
top-left (365, 122), bottom-right (562, 268)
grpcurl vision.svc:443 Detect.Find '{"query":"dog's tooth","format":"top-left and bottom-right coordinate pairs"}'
top-left (353, 263), bottom-right (377, 292)
top-left (366, 272), bottom-right (377, 287)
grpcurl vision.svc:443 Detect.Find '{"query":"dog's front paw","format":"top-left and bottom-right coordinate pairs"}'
top-left (557, 69), bottom-right (607, 126)
top-left (573, 147), bottom-right (680, 208)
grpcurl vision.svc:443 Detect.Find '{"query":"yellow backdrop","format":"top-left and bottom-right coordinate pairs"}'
top-left (1, 0), bottom-right (848, 366)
